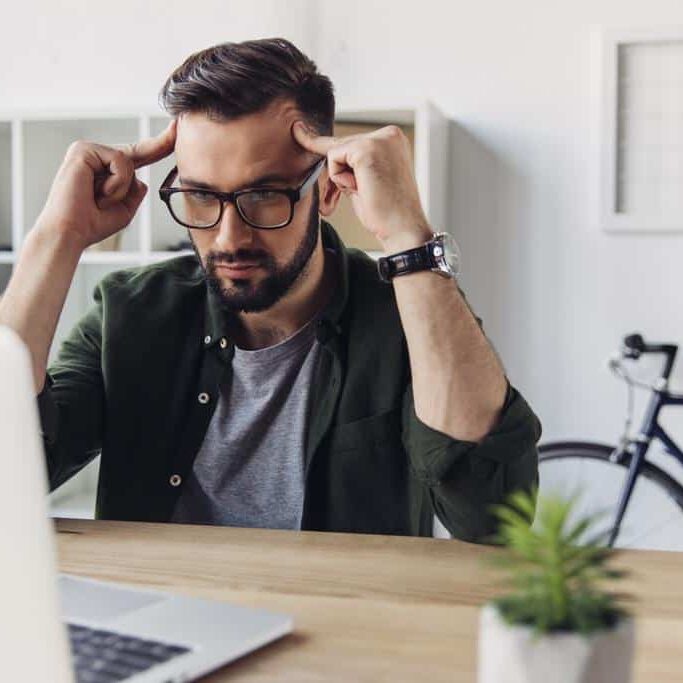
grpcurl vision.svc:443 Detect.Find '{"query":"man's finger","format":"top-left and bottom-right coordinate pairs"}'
top-left (331, 170), bottom-right (357, 192)
top-left (127, 118), bottom-right (177, 169)
top-left (99, 151), bottom-right (134, 200)
top-left (121, 178), bottom-right (148, 213)
top-left (291, 121), bottom-right (338, 155)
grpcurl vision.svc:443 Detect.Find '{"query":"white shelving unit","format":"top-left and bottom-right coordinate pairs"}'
top-left (0, 102), bottom-right (450, 532)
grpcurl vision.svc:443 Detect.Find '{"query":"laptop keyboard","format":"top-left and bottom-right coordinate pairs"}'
top-left (68, 623), bottom-right (192, 682)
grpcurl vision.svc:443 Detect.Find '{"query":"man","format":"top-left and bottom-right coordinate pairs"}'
top-left (0, 38), bottom-right (540, 540)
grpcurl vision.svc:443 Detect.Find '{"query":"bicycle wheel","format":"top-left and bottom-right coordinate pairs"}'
top-left (538, 441), bottom-right (683, 550)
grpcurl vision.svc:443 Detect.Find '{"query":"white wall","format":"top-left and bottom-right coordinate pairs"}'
top-left (0, 0), bottom-right (316, 110)
top-left (3, 1), bottom-right (683, 477)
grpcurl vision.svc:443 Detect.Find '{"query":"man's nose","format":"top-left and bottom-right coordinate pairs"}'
top-left (213, 201), bottom-right (254, 252)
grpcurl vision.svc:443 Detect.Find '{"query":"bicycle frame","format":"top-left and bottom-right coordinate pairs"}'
top-left (609, 382), bottom-right (683, 546)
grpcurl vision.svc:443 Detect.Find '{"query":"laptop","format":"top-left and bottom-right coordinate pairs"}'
top-left (0, 325), bottom-right (293, 682)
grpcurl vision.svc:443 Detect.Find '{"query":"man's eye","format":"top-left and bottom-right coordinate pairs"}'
top-left (188, 191), bottom-right (215, 204)
top-left (250, 190), bottom-right (281, 202)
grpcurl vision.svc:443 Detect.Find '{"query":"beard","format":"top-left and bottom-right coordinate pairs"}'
top-left (191, 188), bottom-right (320, 314)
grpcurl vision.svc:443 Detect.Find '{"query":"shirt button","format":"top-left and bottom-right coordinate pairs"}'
top-left (219, 337), bottom-right (228, 349)
top-left (204, 335), bottom-right (211, 345)
top-left (169, 474), bottom-right (182, 487)
top-left (198, 392), bottom-right (210, 404)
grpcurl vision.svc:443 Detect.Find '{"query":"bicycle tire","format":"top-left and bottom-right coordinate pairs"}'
top-left (539, 441), bottom-right (683, 511)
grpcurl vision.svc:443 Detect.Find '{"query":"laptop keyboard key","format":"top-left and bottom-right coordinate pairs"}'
top-left (67, 623), bottom-right (192, 683)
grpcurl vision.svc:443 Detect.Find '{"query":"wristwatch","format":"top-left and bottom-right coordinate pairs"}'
top-left (377, 232), bottom-right (461, 283)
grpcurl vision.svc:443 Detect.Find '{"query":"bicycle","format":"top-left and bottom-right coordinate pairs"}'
top-left (538, 333), bottom-right (683, 550)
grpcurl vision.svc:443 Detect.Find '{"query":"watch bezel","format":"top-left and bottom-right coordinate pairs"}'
top-left (429, 232), bottom-right (459, 278)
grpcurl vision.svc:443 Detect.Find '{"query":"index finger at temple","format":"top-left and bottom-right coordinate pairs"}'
top-left (128, 118), bottom-right (177, 169)
top-left (291, 121), bottom-right (338, 155)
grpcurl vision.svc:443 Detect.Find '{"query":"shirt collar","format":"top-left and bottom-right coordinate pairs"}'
top-left (202, 219), bottom-right (350, 350)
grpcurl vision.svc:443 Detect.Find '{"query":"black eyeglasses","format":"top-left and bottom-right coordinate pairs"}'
top-left (158, 157), bottom-right (326, 230)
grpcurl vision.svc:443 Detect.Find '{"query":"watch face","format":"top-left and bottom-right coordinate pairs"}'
top-left (433, 233), bottom-right (461, 276)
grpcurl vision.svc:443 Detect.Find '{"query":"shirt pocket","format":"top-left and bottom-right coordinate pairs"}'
top-left (328, 408), bottom-right (403, 454)
top-left (324, 408), bottom-right (411, 534)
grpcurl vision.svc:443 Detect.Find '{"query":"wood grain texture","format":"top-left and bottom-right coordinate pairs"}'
top-left (55, 519), bottom-right (683, 682)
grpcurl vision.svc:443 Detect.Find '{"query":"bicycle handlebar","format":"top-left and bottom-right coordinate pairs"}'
top-left (622, 332), bottom-right (678, 380)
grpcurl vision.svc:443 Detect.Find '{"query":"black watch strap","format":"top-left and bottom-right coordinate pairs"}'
top-left (378, 243), bottom-right (433, 283)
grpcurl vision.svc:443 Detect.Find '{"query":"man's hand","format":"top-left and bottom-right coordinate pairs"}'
top-left (34, 119), bottom-right (177, 251)
top-left (292, 121), bottom-right (432, 253)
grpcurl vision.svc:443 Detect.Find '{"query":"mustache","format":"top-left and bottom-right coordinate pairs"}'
top-left (207, 249), bottom-right (269, 266)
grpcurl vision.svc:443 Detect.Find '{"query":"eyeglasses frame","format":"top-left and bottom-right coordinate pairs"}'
top-left (158, 156), bottom-right (327, 230)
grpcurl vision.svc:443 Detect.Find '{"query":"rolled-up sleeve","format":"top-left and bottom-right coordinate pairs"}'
top-left (402, 380), bottom-right (541, 543)
top-left (36, 288), bottom-right (105, 492)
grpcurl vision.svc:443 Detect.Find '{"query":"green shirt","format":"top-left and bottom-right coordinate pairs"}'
top-left (38, 221), bottom-right (541, 541)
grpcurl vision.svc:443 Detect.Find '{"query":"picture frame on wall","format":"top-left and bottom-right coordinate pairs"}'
top-left (600, 28), bottom-right (683, 232)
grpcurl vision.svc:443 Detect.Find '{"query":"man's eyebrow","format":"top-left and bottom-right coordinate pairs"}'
top-left (178, 171), bottom-right (297, 191)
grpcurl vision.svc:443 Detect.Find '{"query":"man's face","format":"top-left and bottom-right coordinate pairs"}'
top-left (174, 99), bottom-right (323, 313)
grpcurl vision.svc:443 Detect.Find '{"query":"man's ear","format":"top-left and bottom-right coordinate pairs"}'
top-left (317, 168), bottom-right (342, 218)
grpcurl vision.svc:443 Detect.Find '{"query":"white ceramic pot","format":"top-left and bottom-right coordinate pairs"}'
top-left (477, 603), bottom-right (635, 683)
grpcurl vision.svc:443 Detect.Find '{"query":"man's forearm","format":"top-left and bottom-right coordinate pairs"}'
top-left (294, 117), bottom-right (508, 443)
top-left (384, 228), bottom-right (507, 443)
top-left (0, 224), bottom-right (83, 393)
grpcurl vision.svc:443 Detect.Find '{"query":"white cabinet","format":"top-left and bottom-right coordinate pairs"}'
top-left (0, 102), bottom-right (450, 531)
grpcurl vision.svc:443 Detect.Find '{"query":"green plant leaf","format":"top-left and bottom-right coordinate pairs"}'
top-left (487, 489), bottom-right (631, 635)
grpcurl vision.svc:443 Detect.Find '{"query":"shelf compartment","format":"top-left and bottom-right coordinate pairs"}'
top-left (0, 121), bottom-right (12, 254)
top-left (0, 263), bottom-right (12, 297)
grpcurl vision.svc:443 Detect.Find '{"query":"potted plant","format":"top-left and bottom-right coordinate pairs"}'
top-left (478, 489), bottom-right (635, 683)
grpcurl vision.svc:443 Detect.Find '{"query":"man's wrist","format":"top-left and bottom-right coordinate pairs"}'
top-left (30, 218), bottom-right (87, 260)
top-left (379, 224), bottom-right (434, 255)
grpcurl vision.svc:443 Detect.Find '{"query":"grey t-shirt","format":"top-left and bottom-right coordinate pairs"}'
top-left (171, 318), bottom-right (321, 529)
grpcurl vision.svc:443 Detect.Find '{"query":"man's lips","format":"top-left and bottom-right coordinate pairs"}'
top-left (214, 262), bottom-right (261, 274)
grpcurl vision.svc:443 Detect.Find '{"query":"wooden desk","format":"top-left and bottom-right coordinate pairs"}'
top-left (55, 519), bottom-right (683, 682)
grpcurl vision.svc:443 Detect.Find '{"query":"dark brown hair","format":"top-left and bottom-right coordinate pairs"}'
top-left (159, 37), bottom-right (335, 135)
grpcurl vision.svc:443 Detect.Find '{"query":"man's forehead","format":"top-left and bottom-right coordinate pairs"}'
top-left (174, 105), bottom-right (316, 189)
